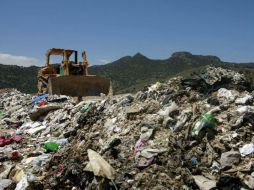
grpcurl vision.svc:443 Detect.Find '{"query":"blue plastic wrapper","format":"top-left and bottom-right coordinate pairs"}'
top-left (32, 94), bottom-right (49, 105)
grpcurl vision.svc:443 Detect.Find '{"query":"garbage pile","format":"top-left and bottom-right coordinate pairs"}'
top-left (1, 66), bottom-right (254, 190)
top-left (0, 90), bottom-right (92, 189)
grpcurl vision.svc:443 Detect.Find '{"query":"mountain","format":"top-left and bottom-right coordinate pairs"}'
top-left (88, 51), bottom-right (246, 93)
top-left (0, 52), bottom-right (254, 94)
top-left (0, 64), bottom-right (39, 94)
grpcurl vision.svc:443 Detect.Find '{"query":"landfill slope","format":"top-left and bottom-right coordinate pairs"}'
top-left (1, 66), bottom-right (254, 190)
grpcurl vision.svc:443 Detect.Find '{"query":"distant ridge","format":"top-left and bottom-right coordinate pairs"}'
top-left (89, 51), bottom-right (254, 93)
top-left (1, 51), bottom-right (254, 94)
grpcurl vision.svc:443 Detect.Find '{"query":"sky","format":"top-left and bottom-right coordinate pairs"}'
top-left (0, 0), bottom-right (254, 66)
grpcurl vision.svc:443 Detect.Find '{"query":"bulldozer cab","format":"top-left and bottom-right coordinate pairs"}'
top-left (37, 48), bottom-right (111, 97)
top-left (45, 48), bottom-right (87, 76)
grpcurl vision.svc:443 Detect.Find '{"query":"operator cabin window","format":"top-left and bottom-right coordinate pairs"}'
top-left (49, 55), bottom-right (63, 74)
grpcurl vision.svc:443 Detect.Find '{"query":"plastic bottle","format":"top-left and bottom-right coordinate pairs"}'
top-left (43, 142), bottom-right (60, 152)
top-left (192, 113), bottom-right (216, 136)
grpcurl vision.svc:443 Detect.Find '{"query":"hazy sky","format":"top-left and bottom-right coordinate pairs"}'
top-left (0, 0), bottom-right (254, 66)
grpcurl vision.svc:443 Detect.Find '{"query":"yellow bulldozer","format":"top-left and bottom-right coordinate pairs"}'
top-left (37, 48), bottom-right (111, 97)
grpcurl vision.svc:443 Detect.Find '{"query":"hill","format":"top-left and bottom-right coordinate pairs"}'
top-left (0, 52), bottom-right (254, 94)
top-left (0, 64), bottom-right (39, 94)
top-left (89, 52), bottom-right (254, 93)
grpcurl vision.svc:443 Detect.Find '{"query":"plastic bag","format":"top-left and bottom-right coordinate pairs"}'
top-left (85, 149), bottom-right (115, 179)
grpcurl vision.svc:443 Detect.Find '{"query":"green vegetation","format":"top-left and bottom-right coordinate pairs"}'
top-left (89, 52), bottom-right (254, 93)
top-left (0, 52), bottom-right (254, 94)
top-left (0, 64), bottom-right (39, 94)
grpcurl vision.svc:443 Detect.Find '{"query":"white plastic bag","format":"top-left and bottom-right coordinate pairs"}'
top-left (85, 149), bottom-right (115, 179)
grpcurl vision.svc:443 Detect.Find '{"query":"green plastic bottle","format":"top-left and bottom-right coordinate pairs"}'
top-left (192, 113), bottom-right (216, 135)
top-left (43, 142), bottom-right (60, 152)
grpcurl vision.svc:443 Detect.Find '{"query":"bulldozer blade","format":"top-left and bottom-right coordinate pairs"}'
top-left (48, 76), bottom-right (111, 97)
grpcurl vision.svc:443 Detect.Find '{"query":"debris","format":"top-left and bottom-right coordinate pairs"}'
top-left (43, 142), bottom-right (60, 152)
top-left (235, 94), bottom-right (253, 104)
top-left (11, 150), bottom-right (21, 158)
top-left (85, 149), bottom-right (115, 179)
top-left (239, 143), bottom-right (254, 156)
top-left (0, 110), bottom-right (5, 119)
top-left (216, 176), bottom-right (242, 190)
top-left (220, 151), bottom-right (241, 168)
top-left (191, 156), bottom-right (199, 166)
top-left (246, 175), bottom-right (254, 189)
top-left (207, 97), bottom-right (220, 106)
top-left (217, 88), bottom-right (238, 101)
top-left (26, 125), bottom-right (46, 135)
top-left (29, 105), bottom-right (62, 121)
top-left (236, 105), bottom-right (254, 114)
top-left (0, 179), bottom-right (12, 190)
top-left (14, 175), bottom-right (28, 190)
top-left (32, 154), bottom-right (52, 170)
top-left (32, 94), bottom-right (48, 105)
top-left (38, 100), bottom-right (47, 107)
top-left (0, 66), bottom-right (254, 189)
top-left (148, 81), bottom-right (161, 92)
top-left (11, 166), bottom-right (25, 182)
top-left (158, 101), bottom-right (178, 116)
top-left (80, 101), bottom-right (93, 113)
top-left (192, 113), bottom-right (216, 136)
top-left (0, 164), bottom-right (14, 179)
top-left (192, 175), bottom-right (216, 190)
top-left (0, 135), bottom-right (22, 147)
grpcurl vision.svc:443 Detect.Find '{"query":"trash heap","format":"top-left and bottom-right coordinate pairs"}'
top-left (0, 90), bottom-right (93, 190)
top-left (1, 66), bottom-right (254, 190)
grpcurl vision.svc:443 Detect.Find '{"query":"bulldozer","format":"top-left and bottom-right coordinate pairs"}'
top-left (37, 48), bottom-right (111, 97)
